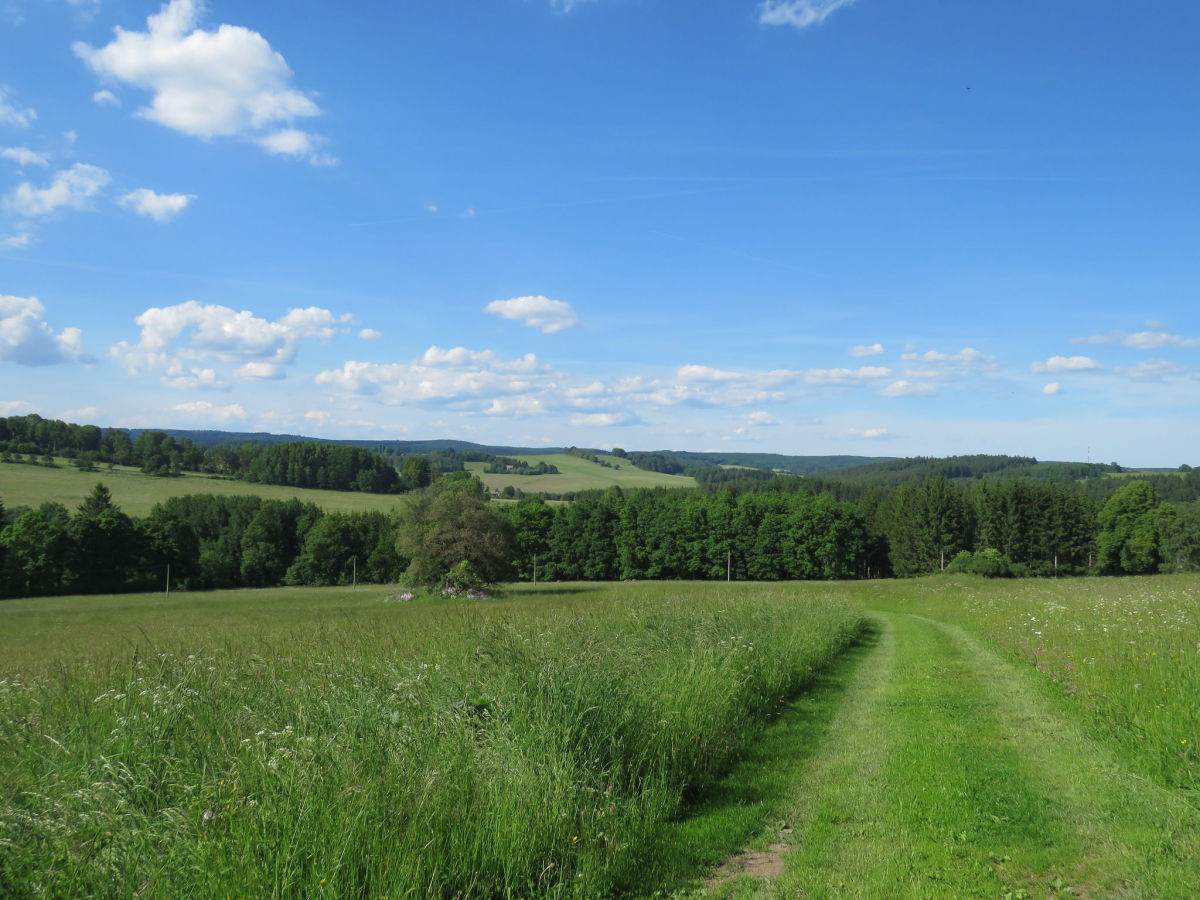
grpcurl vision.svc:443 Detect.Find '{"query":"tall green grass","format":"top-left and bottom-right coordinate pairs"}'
top-left (0, 583), bottom-right (863, 898)
top-left (856, 575), bottom-right (1200, 794)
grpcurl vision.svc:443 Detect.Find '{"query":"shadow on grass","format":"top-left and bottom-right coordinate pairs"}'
top-left (629, 619), bottom-right (882, 897)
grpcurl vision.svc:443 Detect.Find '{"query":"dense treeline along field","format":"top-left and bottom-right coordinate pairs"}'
top-left (4, 458), bottom-right (1200, 598)
top-left (0, 582), bottom-right (865, 899)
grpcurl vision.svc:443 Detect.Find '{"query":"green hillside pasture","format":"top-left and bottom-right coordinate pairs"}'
top-left (0, 582), bottom-right (863, 899)
top-left (470, 452), bottom-right (696, 493)
top-left (0, 458), bottom-right (404, 516)
top-left (850, 574), bottom-right (1200, 794)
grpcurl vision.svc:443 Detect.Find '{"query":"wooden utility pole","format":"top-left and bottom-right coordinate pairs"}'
top-left (727, 549), bottom-right (731, 582)
top-left (533, 555), bottom-right (538, 584)
top-left (165, 564), bottom-right (170, 599)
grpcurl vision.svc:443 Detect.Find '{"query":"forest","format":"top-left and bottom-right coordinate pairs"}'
top-left (4, 463), bottom-right (1199, 598)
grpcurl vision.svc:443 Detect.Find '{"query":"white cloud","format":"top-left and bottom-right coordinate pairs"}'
top-left (847, 427), bottom-right (890, 439)
top-left (118, 187), bottom-right (196, 223)
top-left (570, 412), bottom-right (636, 427)
top-left (1118, 359), bottom-right (1196, 382)
top-left (358, 328), bottom-right (383, 340)
top-left (234, 361), bottom-right (283, 380)
top-left (7, 163), bottom-right (110, 217)
top-left (1071, 330), bottom-right (1123, 345)
top-left (879, 380), bottom-right (937, 398)
top-left (1030, 355), bottom-right (1101, 373)
top-left (803, 365), bottom-right (891, 385)
top-left (485, 295), bottom-right (581, 334)
top-left (0, 294), bottom-right (87, 366)
top-left (303, 410), bottom-right (330, 424)
top-left (745, 411), bottom-right (782, 427)
top-left (423, 203), bottom-right (438, 213)
top-left (1071, 328), bottom-right (1200, 349)
top-left (849, 343), bottom-right (883, 357)
top-left (92, 89), bottom-right (120, 107)
top-left (548, 0), bottom-right (605, 10)
top-left (758, 0), bottom-right (857, 29)
top-left (316, 346), bottom-right (547, 410)
top-left (1, 147), bottom-right (49, 167)
top-left (256, 128), bottom-right (337, 166)
top-left (0, 87), bottom-right (36, 128)
top-left (173, 400), bottom-right (246, 422)
top-left (74, 0), bottom-right (330, 162)
top-left (0, 400), bottom-right (33, 415)
top-left (161, 363), bottom-right (224, 390)
top-left (461, 207), bottom-right (476, 219)
top-left (60, 406), bottom-right (100, 421)
top-left (1041, 382), bottom-right (1062, 395)
top-left (111, 300), bottom-right (352, 386)
top-left (900, 347), bottom-right (994, 366)
top-left (1, 232), bottom-right (34, 249)
top-left (1123, 331), bottom-right (1200, 350)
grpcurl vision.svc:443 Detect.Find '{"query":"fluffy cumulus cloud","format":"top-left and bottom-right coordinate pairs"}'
top-left (1030, 355), bottom-right (1101, 373)
top-left (0, 87), bottom-right (36, 128)
top-left (0, 400), bottom-right (34, 415)
top-left (118, 187), bottom-right (196, 223)
top-left (111, 301), bottom-right (352, 387)
top-left (1, 147), bottom-right (49, 168)
top-left (74, 0), bottom-right (333, 164)
top-left (92, 89), bottom-right (120, 107)
top-left (879, 380), bottom-right (937, 398)
top-left (172, 400), bottom-right (246, 422)
top-left (849, 343), bottom-right (884, 358)
top-left (759, 0), bottom-right (857, 29)
top-left (0, 294), bottom-right (87, 366)
top-left (484, 295), bottom-right (581, 334)
top-left (315, 346), bottom-right (546, 409)
top-left (359, 328), bottom-right (382, 340)
top-left (1042, 382), bottom-right (1062, 395)
top-left (847, 427), bottom-right (890, 439)
top-left (609, 365), bottom-right (799, 409)
top-left (6, 163), bottom-right (110, 217)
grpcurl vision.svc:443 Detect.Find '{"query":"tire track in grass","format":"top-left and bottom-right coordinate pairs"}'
top-left (712, 612), bottom-right (1200, 899)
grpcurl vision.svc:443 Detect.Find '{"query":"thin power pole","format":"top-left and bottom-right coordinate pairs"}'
top-left (533, 554), bottom-right (538, 584)
top-left (727, 549), bottom-right (731, 582)
top-left (352, 556), bottom-right (357, 587)
top-left (165, 563), bottom-right (170, 600)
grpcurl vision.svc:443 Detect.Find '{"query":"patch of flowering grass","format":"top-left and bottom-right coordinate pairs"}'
top-left (857, 575), bottom-right (1200, 793)
top-left (0, 582), bottom-right (863, 898)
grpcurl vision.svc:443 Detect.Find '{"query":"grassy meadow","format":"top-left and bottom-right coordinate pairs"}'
top-left (0, 458), bottom-right (405, 516)
top-left (468, 453), bottom-right (697, 494)
top-left (0, 582), bottom-right (863, 899)
top-left (851, 575), bottom-right (1200, 794)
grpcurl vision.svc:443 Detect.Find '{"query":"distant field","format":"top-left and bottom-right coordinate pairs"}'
top-left (468, 452), bottom-right (697, 493)
top-left (0, 459), bottom-right (404, 515)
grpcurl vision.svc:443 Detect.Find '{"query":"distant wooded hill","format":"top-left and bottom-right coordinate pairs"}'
top-left (135, 428), bottom-right (893, 476)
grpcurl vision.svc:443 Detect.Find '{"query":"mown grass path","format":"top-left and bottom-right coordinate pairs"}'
top-left (710, 611), bottom-right (1200, 899)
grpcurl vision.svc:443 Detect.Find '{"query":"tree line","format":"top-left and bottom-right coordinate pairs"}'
top-left (7, 472), bottom-right (1199, 599)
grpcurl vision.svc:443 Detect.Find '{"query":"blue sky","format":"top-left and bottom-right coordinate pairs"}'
top-left (2, 0), bottom-right (1199, 464)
